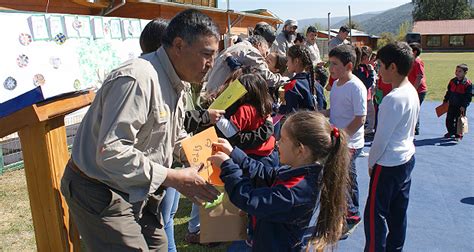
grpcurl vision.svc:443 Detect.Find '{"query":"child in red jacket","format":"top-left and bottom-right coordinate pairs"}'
top-left (443, 63), bottom-right (472, 141)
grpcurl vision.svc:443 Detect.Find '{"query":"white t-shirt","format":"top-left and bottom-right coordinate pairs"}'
top-left (329, 76), bottom-right (367, 149)
top-left (305, 41), bottom-right (321, 65)
top-left (368, 81), bottom-right (420, 168)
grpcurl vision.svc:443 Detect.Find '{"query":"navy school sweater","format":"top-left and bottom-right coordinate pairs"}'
top-left (220, 147), bottom-right (323, 251)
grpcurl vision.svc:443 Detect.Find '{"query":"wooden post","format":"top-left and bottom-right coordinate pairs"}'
top-left (0, 91), bottom-right (94, 251)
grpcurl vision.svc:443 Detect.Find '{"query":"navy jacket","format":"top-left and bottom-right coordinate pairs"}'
top-left (353, 64), bottom-right (375, 90)
top-left (279, 72), bottom-right (316, 114)
top-left (220, 147), bottom-right (323, 251)
top-left (443, 77), bottom-right (472, 108)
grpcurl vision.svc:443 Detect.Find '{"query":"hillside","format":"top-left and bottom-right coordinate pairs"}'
top-left (298, 3), bottom-right (414, 35)
top-left (297, 16), bottom-right (345, 30)
top-left (359, 2), bottom-right (413, 35)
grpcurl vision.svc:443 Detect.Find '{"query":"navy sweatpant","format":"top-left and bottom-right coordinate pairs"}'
top-left (364, 156), bottom-right (415, 252)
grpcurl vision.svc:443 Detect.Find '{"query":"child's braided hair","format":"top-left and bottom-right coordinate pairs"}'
top-left (288, 45), bottom-right (316, 96)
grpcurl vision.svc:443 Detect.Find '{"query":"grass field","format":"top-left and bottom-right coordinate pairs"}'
top-left (0, 169), bottom-right (229, 251)
top-left (0, 52), bottom-right (473, 251)
top-left (422, 52), bottom-right (474, 101)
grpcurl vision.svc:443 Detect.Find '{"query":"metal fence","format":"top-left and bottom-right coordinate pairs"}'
top-left (0, 110), bottom-right (86, 174)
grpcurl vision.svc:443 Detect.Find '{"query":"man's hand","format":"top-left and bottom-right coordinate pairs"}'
top-left (208, 151), bottom-right (231, 168)
top-left (208, 109), bottom-right (225, 124)
top-left (163, 167), bottom-right (220, 204)
top-left (212, 138), bottom-right (233, 155)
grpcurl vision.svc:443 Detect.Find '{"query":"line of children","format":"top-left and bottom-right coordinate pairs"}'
top-left (208, 111), bottom-right (350, 251)
top-left (353, 46), bottom-right (377, 136)
top-left (443, 63), bottom-right (472, 141)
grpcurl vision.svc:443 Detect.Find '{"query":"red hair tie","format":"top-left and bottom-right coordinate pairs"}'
top-left (332, 126), bottom-right (340, 139)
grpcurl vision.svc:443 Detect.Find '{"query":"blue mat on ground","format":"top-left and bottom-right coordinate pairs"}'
top-left (339, 101), bottom-right (474, 251)
top-left (228, 101), bottom-right (474, 251)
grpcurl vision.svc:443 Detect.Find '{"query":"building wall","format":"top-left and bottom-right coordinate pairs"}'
top-left (421, 34), bottom-right (474, 50)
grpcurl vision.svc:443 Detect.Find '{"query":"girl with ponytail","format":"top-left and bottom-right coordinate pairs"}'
top-left (278, 45), bottom-right (318, 114)
top-left (208, 111), bottom-right (350, 251)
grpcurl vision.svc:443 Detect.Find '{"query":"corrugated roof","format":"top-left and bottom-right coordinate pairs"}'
top-left (412, 19), bottom-right (474, 35)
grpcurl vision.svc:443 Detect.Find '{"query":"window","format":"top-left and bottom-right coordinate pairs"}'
top-left (426, 36), bottom-right (441, 47)
top-left (449, 35), bottom-right (464, 46)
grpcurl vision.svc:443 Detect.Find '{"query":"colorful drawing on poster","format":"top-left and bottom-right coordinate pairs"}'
top-left (48, 15), bottom-right (64, 36)
top-left (208, 79), bottom-right (248, 110)
top-left (17, 54), bottom-right (29, 68)
top-left (18, 33), bottom-right (32, 46)
top-left (54, 33), bottom-right (67, 45)
top-left (130, 19), bottom-right (141, 38)
top-left (103, 21), bottom-right (110, 35)
top-left (3, 77), bottom-right (17, 91)
top-left (72, 17), bottom-right (82, 30)
top-left (109, 19), bottom-right (122, 39)
top-left (181, 127), bottom-right (224, 186)
top-left (92, 17), bottom-right (104, 39)
top-left (78, 16), bottom-right (92, 38)
top-left (28, 15), bottom-right (49, 40)
top-left (123, 19), bottom-right (141, 38)
top-left (49, 56), bottom-right (62, 69)
top-left (33, 74), bottom-right (46, 86)
top-left (64, 15), bottom-right (79, 38)
top-left (73, 79), bottom-right (81, 90)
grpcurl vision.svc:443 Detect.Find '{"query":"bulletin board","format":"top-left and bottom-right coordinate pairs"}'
top-left (0, 11), bottom-right (149, 105)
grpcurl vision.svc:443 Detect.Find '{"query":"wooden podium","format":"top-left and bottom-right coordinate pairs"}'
top-left (0, 91), bottom-right (95, 251)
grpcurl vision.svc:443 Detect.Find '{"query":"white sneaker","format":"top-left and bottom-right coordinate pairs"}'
top-left (359, 150), bottom-right (369, 157)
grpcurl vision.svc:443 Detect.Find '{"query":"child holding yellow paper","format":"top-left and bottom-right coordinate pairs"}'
top-left (216, 73), bottom-right (279, 168)
top-left (209, 111), bottom-right (350, 251)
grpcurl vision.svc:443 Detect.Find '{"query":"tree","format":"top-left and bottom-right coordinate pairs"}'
top-left (377, 32), bottom-right (396, 49)
top-left (396, 21), bottom-right (412, 41)
top-left (412, 0), bottom-right (471, 21)
top-left (345, 21), bottom-right (363, 31)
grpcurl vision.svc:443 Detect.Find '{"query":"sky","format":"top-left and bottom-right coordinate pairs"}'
top-left (217, 0), bottom-right (412, 20)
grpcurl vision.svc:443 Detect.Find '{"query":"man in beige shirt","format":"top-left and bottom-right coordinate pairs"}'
top-left (203, 35), bottom-right (288, 96)
top-left (60, 9), bottom-right (220, 251)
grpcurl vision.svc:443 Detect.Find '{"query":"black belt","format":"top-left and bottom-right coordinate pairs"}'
top-left (68, 159), bottom-right (102, 184)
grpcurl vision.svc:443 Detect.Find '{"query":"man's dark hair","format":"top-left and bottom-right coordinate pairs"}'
top-left (377, 42), bottom-right (414, 76)
top-left (329, 44), bottom-right (356, 66)
top-left (254, 23), bottom-right (276, 46)
top-left (306, 26), bottom-right (318, 34)
top-left (162, 9), bottom-right (219, 48)
top-left (248, 35), bottom-right (268, 48)
top-left (315, 66), bottom-right (329, 86)
top-left (294, 33), bottom-right (305, 44)
top-left (140, 18), bottom-right (168, 54)
top-left (339, 25), bottom-right (350, 33)
top-left (409, 42), bottom-right (422, 57)
top-left (274, 54), bottom-right (288, 74)
top-left (457, 63), bottom-right (468, 72)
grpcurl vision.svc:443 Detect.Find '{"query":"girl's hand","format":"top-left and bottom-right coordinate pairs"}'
top-left (212, 138), bottom-right (233, 155)
top-left (208, 109), bottom-right (225, 124)
top-left (208, 151), bottom-right (230, 168)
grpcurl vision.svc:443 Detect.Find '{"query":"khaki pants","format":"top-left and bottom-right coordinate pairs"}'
top-left (60, 162), bottom-right (168, 251)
